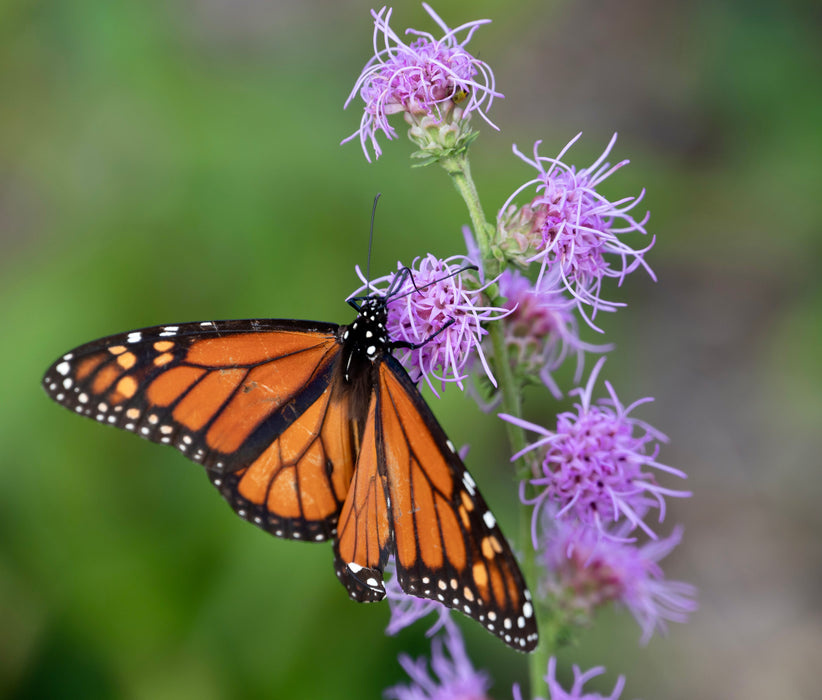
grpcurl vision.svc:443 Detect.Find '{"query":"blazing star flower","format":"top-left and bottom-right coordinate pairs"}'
top-left (513, 657), bottom-right (627, 700)
top-left (496, 268), bottom-right (611, 399)
top-left (384, 559), bottom-right (452, 637)
top-left (385, 620), bottom-right (492, 700)
top-left (354, 255), bottom-right (507, 396)
top-left (343, 3), bottom-right (502, 162)
top-left (541, 516), bottom-right (698, 645)
top-left (497, 134), bottom-right (654, 328)
top-left (500, 358), bottom-right (690, 543)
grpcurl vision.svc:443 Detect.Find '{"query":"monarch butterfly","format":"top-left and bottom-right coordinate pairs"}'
top-left (42, 274), bottom-right (538, 651)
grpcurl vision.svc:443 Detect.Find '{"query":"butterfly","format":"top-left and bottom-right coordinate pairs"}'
top-left (42, 278), bottom-right (538, 651)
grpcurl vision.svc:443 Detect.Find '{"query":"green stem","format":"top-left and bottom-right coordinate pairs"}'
top-left (439, 152), bottom-right (549, 699)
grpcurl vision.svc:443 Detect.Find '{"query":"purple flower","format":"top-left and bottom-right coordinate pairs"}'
top-left (354, 255), bottom-right (507, 395)
top-left (541, 517), bottom-right (698, 645)
top-left (496, 268), bottom-right (611, 399)
top-left (497, 134), bottom-right (654, 328)
top-left (385, 620), bottom-right (492, 700)
top-left (343, 4), bottom-right (502, 162)
top-left (513, 657), bottom-right (627, 700)
top-left (384, 559), bottom-right (452, 637)
top-left (500, 358), bottom-right (690, 543)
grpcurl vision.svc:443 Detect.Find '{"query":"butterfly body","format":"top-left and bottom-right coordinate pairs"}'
top-left (43, 294), bottom-right (538, 651)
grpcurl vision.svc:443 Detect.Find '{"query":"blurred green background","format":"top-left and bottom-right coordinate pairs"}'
top-left (2, 0), bottom-right (821, 698)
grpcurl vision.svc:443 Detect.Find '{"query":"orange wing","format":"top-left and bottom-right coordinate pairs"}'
top-left (333, 392), bottom-right (393, 602)
top-left (376, 357), bottom-right (538, 652)
top-left (42, 320), bottom-right (356, 541)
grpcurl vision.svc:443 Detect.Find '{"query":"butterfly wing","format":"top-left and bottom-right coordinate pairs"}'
top-left (376, 356), bottom-right (538, 651)
top-left (42, 320), bottom-right (357, 541)
top-left (333, 390), bottom-right (393, 603)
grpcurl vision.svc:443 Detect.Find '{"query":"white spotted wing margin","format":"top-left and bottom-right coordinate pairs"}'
top-left (380, 356), bottom-right (537, 651)
top-left (41, 318), bottom-right (349, 543)
top-left (335, 351), bottom-right (539, 652)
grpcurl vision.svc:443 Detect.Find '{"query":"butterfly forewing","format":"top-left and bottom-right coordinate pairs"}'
top-left (42, 319), bottom-right (357, 541)
top-left (377, 358), bottom-right (538, 651)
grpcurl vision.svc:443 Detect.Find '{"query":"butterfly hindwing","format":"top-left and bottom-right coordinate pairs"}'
top-left (333, 389), bottom-right (393, 602)
top-left (42, 319), bottom-right (357, 541)
top-left (376, 357), bottom-right (538, 651)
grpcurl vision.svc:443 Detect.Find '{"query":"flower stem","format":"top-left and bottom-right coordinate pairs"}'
top-left (440, 152), bottom-right (548, 699)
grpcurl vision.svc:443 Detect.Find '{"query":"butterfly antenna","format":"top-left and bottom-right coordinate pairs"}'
top-left (386, 263), bottom-right (479, 303)
top-left (366, 193), bottom-right (382, 292)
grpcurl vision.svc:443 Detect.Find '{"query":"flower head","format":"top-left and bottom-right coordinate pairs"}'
top-left (495, 268), bottom-right (611, 398)
top-left (500, 358), bottom-right (690, 543)
top-left (354, 255), bottom-right (507, 395)
top-left (512, 657), bottom-right (627, 700)
top-left (541, 517), bottom-right (698, 645)
top-left (385, 620), bottom-right (491, 700)
top-left (498, 134), bottom-right (654, 327)
top-left (343, 4), bottom-right (502, 162)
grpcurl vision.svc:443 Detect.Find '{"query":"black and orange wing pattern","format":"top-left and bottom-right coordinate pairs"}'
top-left (333, 390), bottom-right (394, 603)
top-left (42, 319), bottom-right (356, 542)
top-left (43, 295), bottom-right (538, 651)
top-left (377, 357), bottom-right (537, 650)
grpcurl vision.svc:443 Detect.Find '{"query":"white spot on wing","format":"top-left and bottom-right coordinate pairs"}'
top-left (483, 511), bottom-right (496, 529)
top-left (56, 361), bottom-right (70, 376)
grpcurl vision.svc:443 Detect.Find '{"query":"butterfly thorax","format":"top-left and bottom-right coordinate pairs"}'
top-left (335, 296), bottom-right (391, 438)
top-left (339, 296), bottom-right (390, 383)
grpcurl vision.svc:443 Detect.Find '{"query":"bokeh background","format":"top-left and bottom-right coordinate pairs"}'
top-left (2, 1), bottom-right (820, 698)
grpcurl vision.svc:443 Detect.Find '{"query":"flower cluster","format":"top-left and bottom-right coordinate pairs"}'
top-left (353, 254), bottom-right (506, 395)
top-left (343, 5), bottom-right (695, 700)
top-left (498, 134), bottom-right (654, 327)
top-left (388, 624), bottom-right (630, 700)
top-left (514, 657), bottom-right (627, 700)
top-left (540, 516), bottom-right (698, 645)
top-left (344, 3), bottom-right (501, 163)
top-left (385, 620), bottom-right (492, 700)
top-left (503, 358), bottom-right (691, 543)
top-left (494, 268), bottom-right (611, 399)
top-left (501, 358), bottom-right (695, 644)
